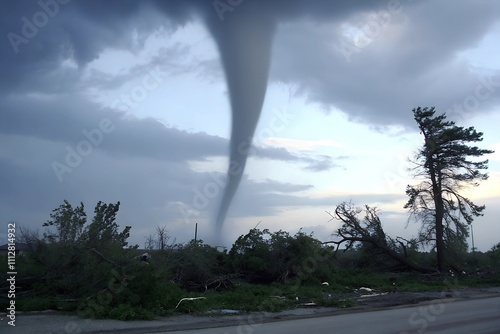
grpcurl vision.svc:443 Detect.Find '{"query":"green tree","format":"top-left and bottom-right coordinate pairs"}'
top-left (23, 200), bottom-right (137, 308)
top-left (488, 242), bottom-right (500, 264)
top-left (230, 228), bottom-right (335, 284)
top-left (43, 200), bottom-right (86, 244)
top-left (229, 228), bottom-right (272, 283)
top-left (405, 107), bottom-right (494, 271)
top-left (81, 201), bottom-right (131, 250)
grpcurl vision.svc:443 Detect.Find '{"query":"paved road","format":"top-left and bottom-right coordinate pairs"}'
top-left (155, 297), bottom-right (500, 334)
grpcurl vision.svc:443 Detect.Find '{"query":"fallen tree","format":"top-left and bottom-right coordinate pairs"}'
top-left (325, 202), bottom-right (437, 274)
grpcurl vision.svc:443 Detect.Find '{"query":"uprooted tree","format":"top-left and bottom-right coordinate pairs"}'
top-left (405, 107), bottom-right (494, 271)
top-left (325, 202), bottom-right (436, 273)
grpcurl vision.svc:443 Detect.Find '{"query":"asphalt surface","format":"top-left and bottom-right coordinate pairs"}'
top-left (159, 296), bottom-right (500, 334)
top-left (1, 287), bottom-right (499, 334)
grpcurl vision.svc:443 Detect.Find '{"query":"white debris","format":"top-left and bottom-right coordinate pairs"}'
top-left (175, 297), bottom-right (206, 309)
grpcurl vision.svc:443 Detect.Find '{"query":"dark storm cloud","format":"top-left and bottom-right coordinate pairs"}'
top-left (0, 94), bottom-right (225, 161)
top-left (4, 0), bottom-right (498, 124)
top-left (1, 1), bottom-right (147, 93)
top-left (0, 0), bottom-right (392, 94)
top-left (270, 1), bottom-right (500, 127)
top-left (0, 0), bottom-right (216, 96)
top-left (0, 92), bottom-right (327, 167)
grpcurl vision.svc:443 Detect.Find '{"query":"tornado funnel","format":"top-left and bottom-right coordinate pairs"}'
top-left (205, 7), bottom-right (276, 234)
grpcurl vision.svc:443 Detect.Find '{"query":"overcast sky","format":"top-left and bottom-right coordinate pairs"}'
top-left (1, 0), bottom-right (499, 251)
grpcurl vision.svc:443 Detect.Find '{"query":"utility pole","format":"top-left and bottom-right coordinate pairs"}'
top-left (194, 223), bottom-right (198, 242)
top-left (471, 223), bottom-right (475, 254)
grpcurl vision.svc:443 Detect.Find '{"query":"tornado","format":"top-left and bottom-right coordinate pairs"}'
top-left (204, 6), bottom-right (276, 235)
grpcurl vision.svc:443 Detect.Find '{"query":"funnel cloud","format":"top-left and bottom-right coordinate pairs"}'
top-left (204, 4), bottom-right (276, 235)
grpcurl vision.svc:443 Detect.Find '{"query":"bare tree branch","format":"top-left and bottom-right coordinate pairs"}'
top-left (325, 202), bottom-right (437, 273)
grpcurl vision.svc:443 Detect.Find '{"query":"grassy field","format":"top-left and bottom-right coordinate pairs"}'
top-left (6, 269), bottom-right (499, 320)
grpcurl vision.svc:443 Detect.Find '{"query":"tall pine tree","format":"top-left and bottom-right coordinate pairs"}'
top-left (405, 107), bottom-right (494, 271)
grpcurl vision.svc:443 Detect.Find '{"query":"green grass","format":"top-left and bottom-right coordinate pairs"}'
top-left (4, 270), bottom-right (498, 321)
top-left (169, 283), bottom-right (357, 314)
